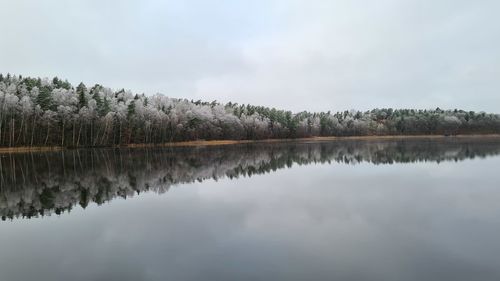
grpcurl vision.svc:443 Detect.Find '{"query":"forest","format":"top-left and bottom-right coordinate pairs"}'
top-left (1, 73), bottom-right (499, 147)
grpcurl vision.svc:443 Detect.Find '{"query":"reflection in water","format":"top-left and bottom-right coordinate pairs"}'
top-left (1, 137), bottom-right (499, 220)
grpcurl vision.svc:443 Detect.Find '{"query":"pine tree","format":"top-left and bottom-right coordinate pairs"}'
top-left (36, 86), bottom-right (53, 111)
top-left (77, 82), bottom-right (88, 109)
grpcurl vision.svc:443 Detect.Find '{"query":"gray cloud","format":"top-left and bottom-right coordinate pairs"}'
top-left (1, 0), bottom-right (499, 112)
top-left (1, 157), bottom-right (500, 281)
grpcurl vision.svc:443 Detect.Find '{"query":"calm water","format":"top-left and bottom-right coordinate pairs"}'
top-left (1, 138), bottom-right (500, 281)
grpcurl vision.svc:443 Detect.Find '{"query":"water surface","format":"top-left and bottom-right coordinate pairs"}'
top-left (1, 137), bottom-right (500, 281)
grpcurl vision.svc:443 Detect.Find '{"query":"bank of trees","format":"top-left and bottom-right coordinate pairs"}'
top-left (0, 73), bottom-right (499, 147)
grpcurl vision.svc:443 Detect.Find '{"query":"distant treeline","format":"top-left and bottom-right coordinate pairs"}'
top-left (1, 73), bottom-right (499, 147)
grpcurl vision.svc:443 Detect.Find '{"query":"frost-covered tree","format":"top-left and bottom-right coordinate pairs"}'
top-left (0, 73), bottom-right (498, 147)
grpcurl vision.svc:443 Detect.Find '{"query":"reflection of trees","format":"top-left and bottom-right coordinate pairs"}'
top-left (1, 137), bottom-right (499, 220)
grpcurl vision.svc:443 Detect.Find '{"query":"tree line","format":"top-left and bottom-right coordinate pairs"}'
top-left (1, 73), bottom-right (499, 147)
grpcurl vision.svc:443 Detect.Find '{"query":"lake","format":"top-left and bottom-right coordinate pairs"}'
top-left (1, 137), bottom-right (500, 281)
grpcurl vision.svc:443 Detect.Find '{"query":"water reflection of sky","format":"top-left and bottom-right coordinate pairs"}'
top-left (1, 150), bottom-right (500, 281)
top-left (2, 138), bottom-right (500, 221)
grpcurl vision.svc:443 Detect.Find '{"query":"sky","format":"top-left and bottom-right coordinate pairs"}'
top-left (1, 0), bottom-right (499, 113)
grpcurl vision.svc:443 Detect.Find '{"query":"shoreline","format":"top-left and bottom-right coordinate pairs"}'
top-left (1, 134), bottom-right (500, 154)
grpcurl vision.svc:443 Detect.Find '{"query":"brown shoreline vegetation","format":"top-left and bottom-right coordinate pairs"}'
top-left (1, 134), bottom-right (499, 154)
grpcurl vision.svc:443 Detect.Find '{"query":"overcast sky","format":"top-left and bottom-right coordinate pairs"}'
top-left (1, 0), bottom-right (499, 112)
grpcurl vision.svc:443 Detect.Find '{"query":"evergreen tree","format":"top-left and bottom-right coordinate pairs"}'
top-left (36, 86), bottom-right (53, 111)
top-left (77, 82), bottom-right (88, 109)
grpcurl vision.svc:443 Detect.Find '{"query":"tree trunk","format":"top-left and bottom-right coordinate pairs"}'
top-left (45, 125), bottom-right (50, 146)
top-left (16, 115), bottom-right (25, 145)
top-left (77, 123), bottom-right (82, 147)
top-left (30, 115), bottom-right (36, 147)
top-left (9, 118), bottom-right (15, 147)
top-left (61, 120), bottom-right (65, 147)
